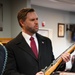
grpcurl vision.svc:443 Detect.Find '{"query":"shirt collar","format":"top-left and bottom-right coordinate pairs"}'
top-left (22, 31), bottom-right (36, 40)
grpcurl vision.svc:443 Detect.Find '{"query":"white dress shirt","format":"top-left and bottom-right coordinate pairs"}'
top-left (22, 31), bottom-right (39, 53)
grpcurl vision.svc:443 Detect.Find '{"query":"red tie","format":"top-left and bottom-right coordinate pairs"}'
top-left (30, 37), bottom-right (38, 58)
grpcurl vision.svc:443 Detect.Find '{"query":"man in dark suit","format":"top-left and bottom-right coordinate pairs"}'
top-left (3, 8), bottom-right (70, 75)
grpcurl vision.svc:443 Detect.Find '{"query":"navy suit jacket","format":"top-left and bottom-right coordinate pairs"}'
top-left (4, 32), bottom-right (65, 75)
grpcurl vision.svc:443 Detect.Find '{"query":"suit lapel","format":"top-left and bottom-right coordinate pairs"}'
top-left (36, 33), bottom-right (46, 58)
top-left (15, 32), bottom-right (46, 60)
top-left (15, 32), bottom-right (38, 60)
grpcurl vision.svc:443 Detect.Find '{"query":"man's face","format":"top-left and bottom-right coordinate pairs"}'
top-left (22, 11), bottom-right (39, 35)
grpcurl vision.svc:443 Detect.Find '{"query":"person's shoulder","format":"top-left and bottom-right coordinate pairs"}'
top-left (5, 38), bottom-right (16, 46)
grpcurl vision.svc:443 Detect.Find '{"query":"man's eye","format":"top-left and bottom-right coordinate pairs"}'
top-left (31, 19), bottom-right (34, 21)
top-left (36, 18), bottom-right (38, 20)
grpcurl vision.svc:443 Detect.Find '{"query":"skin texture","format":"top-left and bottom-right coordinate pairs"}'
top-left (20, 12), bottom-right (39, 36)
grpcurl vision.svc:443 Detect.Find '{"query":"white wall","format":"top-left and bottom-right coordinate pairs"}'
top-left (11, 0), bottom-right (31, 37)
top-left (0, 0), bottom-right (31, 38)
top-left (0, 0), bottom-right (11, 37)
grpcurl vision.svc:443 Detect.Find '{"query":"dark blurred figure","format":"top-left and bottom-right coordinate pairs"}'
top-left (70, 55), bottom-right (75, 72)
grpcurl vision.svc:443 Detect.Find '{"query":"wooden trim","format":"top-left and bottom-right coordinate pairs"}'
top-left (0, 38), bottom-right (12, 44)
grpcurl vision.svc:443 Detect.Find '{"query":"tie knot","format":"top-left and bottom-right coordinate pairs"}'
top-left (30, 37), bottom-right (34, 41)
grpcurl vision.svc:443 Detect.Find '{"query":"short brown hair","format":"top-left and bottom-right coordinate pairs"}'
top-left (17, 8), bottom-right (35, 27)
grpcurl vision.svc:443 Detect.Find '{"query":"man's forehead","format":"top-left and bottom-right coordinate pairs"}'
top-left (27, 12), bottom-right (38, 18)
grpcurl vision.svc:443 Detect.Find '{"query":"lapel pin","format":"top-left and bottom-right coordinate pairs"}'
top-left (42, 41), bottom-right (44, 44)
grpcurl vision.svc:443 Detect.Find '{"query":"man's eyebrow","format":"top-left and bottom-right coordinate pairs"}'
top-left (30, 18), bottom-right (38, 20)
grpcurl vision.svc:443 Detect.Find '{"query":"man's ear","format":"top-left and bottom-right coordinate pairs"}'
top-left (20, 19), bottom-right (24, 27)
